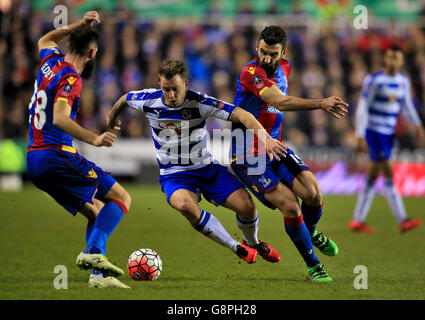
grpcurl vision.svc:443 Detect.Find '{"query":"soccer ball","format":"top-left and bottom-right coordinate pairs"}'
top-left (127, 248), bottom-right (162, 281)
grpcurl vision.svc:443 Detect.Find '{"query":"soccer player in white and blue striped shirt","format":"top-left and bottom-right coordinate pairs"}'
top-left (350, 45), bottom-right (424, 234)
top-left (107, 60), bottom-right (286, 264)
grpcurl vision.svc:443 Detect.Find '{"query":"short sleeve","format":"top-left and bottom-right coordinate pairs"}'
top-left (126, 91), bottom-right (147, 112)
top-left (54, 75), bottom-right (82, 106)
top-left (197, 92), bottom-right (236, 121)
top-left (240, 65), bottom-right (274, 99)
top-left (39, 46), bottom-right (62, 60)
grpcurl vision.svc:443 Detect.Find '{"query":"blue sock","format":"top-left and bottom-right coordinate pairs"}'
top-left (83, 201), bottom-right (126, 255)
top-left (284, 215), bottom-right (320, 267)
top-left (86, 221), bottom-right (94, 244)
top-left (301, 201), bottom-right (323, 235)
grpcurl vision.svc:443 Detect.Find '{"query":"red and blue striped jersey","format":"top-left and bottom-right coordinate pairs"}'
top-left (28, 46), bottom-right (82, 148)
top-left (231, 58), bottom-right (291, 159)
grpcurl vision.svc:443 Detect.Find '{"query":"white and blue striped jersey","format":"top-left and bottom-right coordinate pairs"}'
top-left (126, 89), bottom-right (236, 175)
top-left (355, 71), bottom-right (422, 137)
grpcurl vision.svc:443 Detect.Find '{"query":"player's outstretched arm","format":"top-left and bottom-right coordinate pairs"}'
top-left (53, 100), bottom-right (116, 147)
top-left (261, 85), bottom-right (348, 118)
top-left (37, 11), bottom-right (100, 51)
top-left (106, 94), bottom-right (130, 130)
top-left (229, 107), bottom-right (287, 160)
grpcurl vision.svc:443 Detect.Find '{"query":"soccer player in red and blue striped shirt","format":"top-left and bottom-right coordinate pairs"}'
top-left (27, 11), bottom-right (131, 288)
top-left (231, 26), bottom-right (348, 282)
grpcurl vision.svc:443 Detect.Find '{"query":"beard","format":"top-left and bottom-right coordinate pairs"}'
top-left (256, 53), bottom-right (279, 78)
top-left (81, 59), bottom-right (96, 79)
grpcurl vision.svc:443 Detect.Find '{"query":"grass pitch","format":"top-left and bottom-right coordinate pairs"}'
top-left (0, 184), bottom-right (424, 300)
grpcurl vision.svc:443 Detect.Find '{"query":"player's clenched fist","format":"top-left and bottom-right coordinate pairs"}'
top-left (82, 11), bottom-right (100, 26)
top-left (93, 132), bottom-right (117, 147)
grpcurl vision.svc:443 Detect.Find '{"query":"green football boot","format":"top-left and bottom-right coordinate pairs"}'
top-left (306, 264), bottom-right (333, 282)
top-left (311, 230), bottom-right (339, 256)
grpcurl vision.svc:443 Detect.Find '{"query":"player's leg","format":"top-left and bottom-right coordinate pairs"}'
top-left (350, 160), bottom-right (379, 233)
top-left (74, 155), bottom-right (131, 277)
top-left (264, 183), bottom-right (332, 282)
top-left (168, 188), bottom-right (255, 262)
top-left (80, 181), bottom-right (130, 256)
top-left (221, 188), bottom-right (280, 263)
top-left (291, 170), bottom-right (338, 257)
top-left (78, 194), bottom-right (131, 288)
top-left (276, 148), bottom-right (338, 257)
top-left (79, 199), bottom-right (103, 245)
top-left (381, 160), bottom-right (421, 232)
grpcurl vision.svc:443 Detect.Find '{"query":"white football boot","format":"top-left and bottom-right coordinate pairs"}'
top-left (88, 274), bottom-right (131, 289)
top-left (76, 252), bottom-right (124, 277)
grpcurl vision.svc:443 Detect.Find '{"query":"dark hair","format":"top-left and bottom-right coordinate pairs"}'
top-left (259, 26), bottom-right (287, 48)
top-left (158, 60), bottom-right (188, 80)
top-left (386, 44), bottom-right (403, 54)
top-left (68, 24), bottom-right (99, 56)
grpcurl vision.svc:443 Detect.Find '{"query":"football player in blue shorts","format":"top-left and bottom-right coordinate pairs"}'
top-left (230, 26), bottom-right (348, 282)
top-left (107, 60), bottom-right (286, 265)
top-left (27, 12), bottom-right (131, 288)
top-left (350, 44), bottom-right (424, 234)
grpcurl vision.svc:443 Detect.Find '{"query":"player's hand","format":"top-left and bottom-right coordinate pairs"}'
top-left (415, 126), bottom-right (425, 141)
top-left (266, 136), bottom-right (287, 161)
top-left (82, 11), bottom-right (100, 26)
top-left (106, 114), bottom-right (121, 131)
top-left (356, 137), bottom-right (367, 154)
top-left (93, 132), bottom-right (117, 147)
top-left (321, 96), bottom-right (349, 119)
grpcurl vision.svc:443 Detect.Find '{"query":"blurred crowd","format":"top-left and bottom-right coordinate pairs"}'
top-left (1, 1), bottom-right (425, 151)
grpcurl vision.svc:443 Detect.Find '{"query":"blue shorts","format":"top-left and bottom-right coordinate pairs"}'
top-left (27, 147), bottom-right (116, 215)
top-left (231, 148), bottom-right (310, 209)
top-left (365, 129), bottom-right (395, 161)
top-left (159, 163), bottom-right (244, 206)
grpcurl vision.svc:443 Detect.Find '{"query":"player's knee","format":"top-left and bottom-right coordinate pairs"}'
top-left (304, 187), bottom-right (322, 207)
top-left (277, 200), bottom-right (300, 218)
top-left (235, 197), bottom-right (257, 218)
top-left (174, 198), bottom-right (197, 216)
top-left (121, 190), bottom-right (132, 211)
top-left (114, 190), bottom-right (132, 213)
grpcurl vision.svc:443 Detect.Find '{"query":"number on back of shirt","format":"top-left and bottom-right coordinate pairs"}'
top-left (28, 80), bottom-right (48, 130)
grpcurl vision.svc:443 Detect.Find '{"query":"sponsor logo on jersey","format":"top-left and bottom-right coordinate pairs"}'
top-left (158, 122), bottom-right (182, 135)
top-left (247, 66), bottom-right (256, 74)
top-left (266, 105), bottom-right (280, 113)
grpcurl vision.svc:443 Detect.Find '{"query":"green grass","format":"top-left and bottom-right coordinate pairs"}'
top-left (0, 184), bottom-right (424, 300)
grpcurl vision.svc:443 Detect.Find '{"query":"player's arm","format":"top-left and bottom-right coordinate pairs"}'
top-left (37, 11), bottom-right (100, 51)
top-left (106, 94), bottom-right (129, 130)
top-left (53, 100), bottom-right (116, 147)
top-left (260, 86), bottom-right (348, 118)
top-left (354, 96), bottom-right (368, 153)
top-left (229, 106), bottom-right (287, 160)
top-left (402, 78), bottom-right (425, 141)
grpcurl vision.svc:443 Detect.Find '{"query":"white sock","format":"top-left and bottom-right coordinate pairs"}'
top-left (353, 178), bottom-right (376, 222)
top-left (193, 210), bottom-right (239, 252)
top-left (383, 179), bottom-right (407, 223)
top-left (236, 213), bottom-right (259, 247)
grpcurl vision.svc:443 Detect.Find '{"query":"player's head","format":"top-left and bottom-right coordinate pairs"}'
top-left (383, 44), bottom-right (404, 75)
top-left (158, 60), bottom-right (189, 107)
top-left (256, 26), bottom-right (288, 78)
top-left (68, 24), bottom-right (99, 79)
